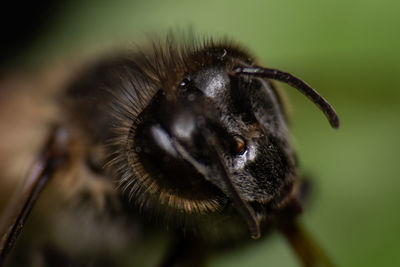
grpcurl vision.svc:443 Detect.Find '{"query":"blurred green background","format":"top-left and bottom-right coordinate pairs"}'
top-left (4, 0), bottom-right (400, 266)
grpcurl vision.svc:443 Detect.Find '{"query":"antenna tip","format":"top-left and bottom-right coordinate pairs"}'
top-left (328, 112), bottom-right (340, 129)
top-left (332, 121), bottom-right (340, 129)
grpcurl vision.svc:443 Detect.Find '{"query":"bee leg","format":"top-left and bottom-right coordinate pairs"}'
top-left (159, 236), bottom-right (207, 267)
top-left (276, 175), bottom-right (334, 267)
top-left (279, 220), bottom-right (335, 267)
top-left (0, 126), bottom-right (69, 266)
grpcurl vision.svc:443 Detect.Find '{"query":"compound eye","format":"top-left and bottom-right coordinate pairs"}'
top-left (233, 135), bottom-right (246, 155)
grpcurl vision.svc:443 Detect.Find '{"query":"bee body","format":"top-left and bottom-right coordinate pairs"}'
top-left (0, 36), bottom-right (339, 267)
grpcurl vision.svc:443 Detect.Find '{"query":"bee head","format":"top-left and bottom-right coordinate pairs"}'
top-left (110, 43), bottom-right (339, 239)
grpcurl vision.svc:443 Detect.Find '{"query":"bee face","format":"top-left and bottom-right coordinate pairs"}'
top-left (131, 61), bottom-right (298, 231)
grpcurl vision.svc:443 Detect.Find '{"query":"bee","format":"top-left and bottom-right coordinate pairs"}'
top-left (0, 35), bottom-right (339, 267)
